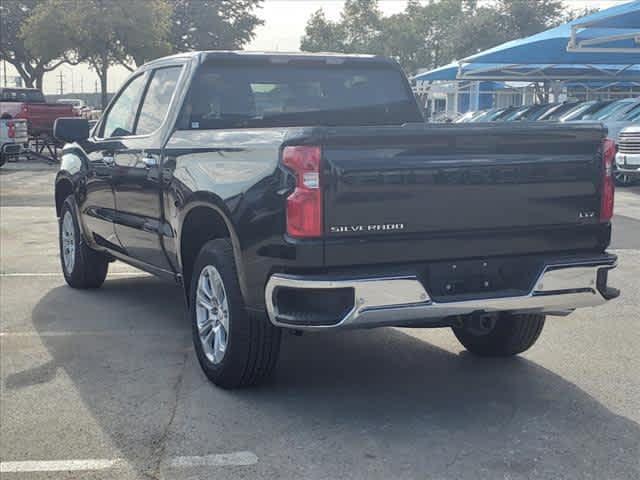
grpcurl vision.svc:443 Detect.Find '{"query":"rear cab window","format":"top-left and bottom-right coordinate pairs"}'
top-left (0, 89), bottom-right (46, 103)
top-left (178, 61), bottom-right (422, 129)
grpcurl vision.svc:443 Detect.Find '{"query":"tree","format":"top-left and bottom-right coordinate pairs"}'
top-left (301, 0), bottom-right (595, 75)
top-left (0, 0), bottom-right (67, 88)
top-left (24, 0), bottom-right (172, 108)
top-left (167, 0), bottom-right (263, 51)
top-left (112, 0), bottom-right (173, 70)
top-left (340, 0), bottom-right (383, 53)
top-left (301, 0), bottom-right (384, 55)
top-left (494, 0), bottom-right (565, 38)
top-left (300, 10), bottom-right (345, 53)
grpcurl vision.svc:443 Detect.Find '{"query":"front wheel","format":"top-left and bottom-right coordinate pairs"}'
top-left (190, 239), bottom-right (281, 389)
top-left (453, 312), bottom-right (545, 356)
top-left (59, 197), bottom-right (109, 289)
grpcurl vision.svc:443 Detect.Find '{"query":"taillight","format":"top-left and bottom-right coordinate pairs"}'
top-left (7, 121), bottom-right (15, 138)
top-left (282, 145), bottom-right (322, 238)
top-left (600, 138), bottom-right (615, 222)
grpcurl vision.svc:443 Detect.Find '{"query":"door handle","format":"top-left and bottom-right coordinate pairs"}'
top-left (141, 154), bottom-right (159, 169)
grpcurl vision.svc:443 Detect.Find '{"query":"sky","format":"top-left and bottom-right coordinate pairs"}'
top-left (1, 0), bottom-right (630, 95)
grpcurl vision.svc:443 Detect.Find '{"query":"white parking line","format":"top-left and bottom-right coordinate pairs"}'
top-left (0, 272), bottom-right (141, 277)
top-left (0, 458), bottom-right (122, 473)
top-left (168, 451), bottom-right (259, 468)
top-left (0, 330), bottom-right (188, 338)
top-left (0, 452), bottom-right (258, 473)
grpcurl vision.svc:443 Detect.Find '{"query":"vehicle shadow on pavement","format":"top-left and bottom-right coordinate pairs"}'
top-left (22, 276), bottom-right (640, 479)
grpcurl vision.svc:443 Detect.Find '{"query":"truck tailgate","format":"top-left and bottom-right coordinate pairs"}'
top-left (320, 123), bottom-right (608, 265)
top-left (22, 104), bottom-right (75, 136)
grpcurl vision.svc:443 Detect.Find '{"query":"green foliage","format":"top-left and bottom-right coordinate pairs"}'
top-left (493, 0), bottom-right (564, 38)
top-left (0, 0), bottom-right (66, 88)
top-left (16, 0), bottom-right (262, 105)
top-left (301, 0), bottom-right (582, 74)
top-left (23, 0), bottom-right (173, 107)
top-left (167, 0), bottom-right (263, 51)
top-left (300, 10), bottom-right (346, 52)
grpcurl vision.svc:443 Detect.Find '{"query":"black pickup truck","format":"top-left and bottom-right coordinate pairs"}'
top-left (54, 51), bottom-right (619, 389)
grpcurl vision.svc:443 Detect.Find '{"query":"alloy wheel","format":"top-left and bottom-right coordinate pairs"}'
top-left (195, 265), bottom-right (230, 364)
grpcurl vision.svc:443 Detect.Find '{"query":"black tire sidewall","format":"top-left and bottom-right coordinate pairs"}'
top-left (189, 239), bottom-right (251, 386)
top-left (59, 196), bottom-right (108, 288)
top-left (453, 312), bottom-right (545, 356)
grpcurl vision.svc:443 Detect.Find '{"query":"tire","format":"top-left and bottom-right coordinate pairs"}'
top-left (59, 196), bottom-right (109, 289)
top-left (452, 312), bottom-right (545, 357)
top-left (614, 167), bottom-right (637, 187)
top-left (0, 154), bottom-right (5, 167)
top-left (190, 238), bottom-right (281, 389)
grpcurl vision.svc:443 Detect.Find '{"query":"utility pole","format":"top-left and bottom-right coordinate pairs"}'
top-left (2, 60), bottom-right (6, 87)
top-left (58, 70), bottom-right (64, 95)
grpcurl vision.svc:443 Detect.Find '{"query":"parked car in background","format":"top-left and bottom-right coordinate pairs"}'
top-left (489, 106), bottom-right (521, 121)
top-left (560, 100), bottom-right (614, 122)
top-left (616, 124), bottom-right (640, 185)
top-left (54, 51), bottom-right (618, 389)
top-left (501, 103), bottom-right (555, 122)
top-left (0, 87), bottom-right (75, 138)
top-left (0, 117), bottom-right (28, 167)
top-left (537, 102), bottom-right (580, 121)
top-left (57, 98), bottom-right (86, 110)
top-left (454, 110), bottom-right (482, 123)
top-left (583, 97), bottom-right (639, 125)
top-left (57, 98), bottom-right (91, 117)
top-left (496, 105), bottom-right (531, 122)
top-left (602, 101), bottom-right (640, 142)
top-left (87, 109), bottom-right (102, 121)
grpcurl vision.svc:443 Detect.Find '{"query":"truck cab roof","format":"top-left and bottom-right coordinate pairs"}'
top-left (142, 50), bottom-right (399, 69)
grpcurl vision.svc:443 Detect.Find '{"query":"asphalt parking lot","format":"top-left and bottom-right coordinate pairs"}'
top-left (1, 161), bottom-right (639, 480)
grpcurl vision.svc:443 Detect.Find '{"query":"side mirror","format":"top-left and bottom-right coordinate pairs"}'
top-left (54, 117), bottom-right (90, 143)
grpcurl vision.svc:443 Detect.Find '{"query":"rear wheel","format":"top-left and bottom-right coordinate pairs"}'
top-left (0, 153), bottom-right (6, 167)
top-left (453, 312), bottom-right (545, 356)
top-left (614, 168), bottom-right (637, 187)
top-left (190, 239), bottom-right (281, 389)
top-left (59, 197), bottom-right (109, 289)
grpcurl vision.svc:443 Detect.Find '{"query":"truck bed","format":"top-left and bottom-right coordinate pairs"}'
top-left (0, 102), bottom-right (74, 137)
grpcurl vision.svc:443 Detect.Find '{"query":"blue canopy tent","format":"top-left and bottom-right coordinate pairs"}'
top-left (413, 63), bottom-right (458, 82)
top-left (457, 63), bottom-right (640, 82)
top-left (413, 1), bottom-right (640, 118)
top-left (456, 1), bottom-right (640, 81)
top-left (569, 1), bottom-right (640, 54)
top-left (461, 1), bottom-right (640, 67)
top-left (413, 1), bottom-right (640, 82)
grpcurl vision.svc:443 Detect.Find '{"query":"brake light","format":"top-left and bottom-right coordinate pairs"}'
top-left (7, 121), bottom-right (15, 138)
top-left (600, 138), bottom-right (615, 222)
top-left (282, 146), bottom-right (322, 238)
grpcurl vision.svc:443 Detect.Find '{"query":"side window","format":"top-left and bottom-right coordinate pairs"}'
top-left (101, 74), bottom-right (147, 138)
top-left (135, 66), bottom-right (182, 135)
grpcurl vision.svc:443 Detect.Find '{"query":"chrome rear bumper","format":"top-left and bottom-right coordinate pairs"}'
top-left (265, 256), bottom-right (618, 330)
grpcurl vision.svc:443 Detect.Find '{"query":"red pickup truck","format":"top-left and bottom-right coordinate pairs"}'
top-left (0, 88), bottom-right (75, 138)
